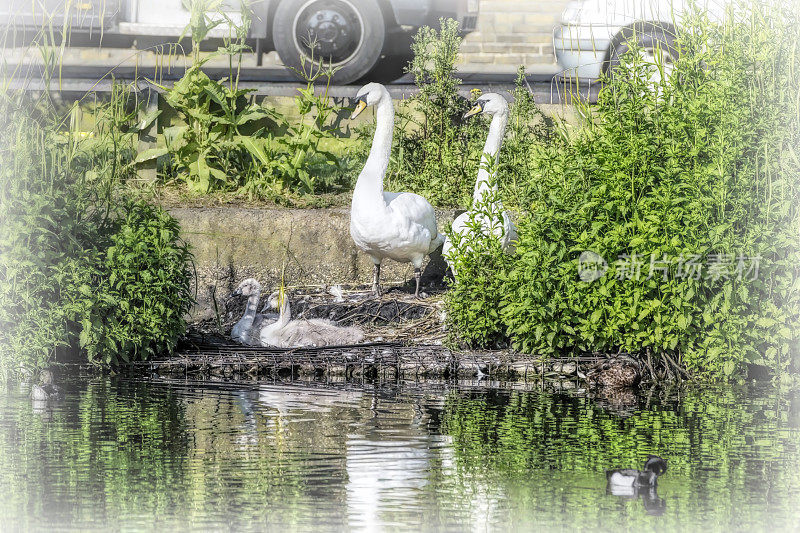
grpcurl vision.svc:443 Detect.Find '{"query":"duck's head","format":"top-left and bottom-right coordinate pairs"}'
top-left (643, 455), bottom-right (668, 476)
top-left (40, 369), bottom-right (55, 385)
top-left (463, 93), bottom-right (508, 119)
top-left (351, 82), bottom-right (388, 119)
top-left (232, 278), bottom-right (261, 297)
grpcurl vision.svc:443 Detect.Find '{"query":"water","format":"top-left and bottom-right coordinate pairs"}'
top-left (1, 375), bottom-right (799, 532)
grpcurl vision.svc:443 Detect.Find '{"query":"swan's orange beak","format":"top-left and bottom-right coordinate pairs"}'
top-left (351, 99), bottom-right (367, 119)
top-left (463, 103), bottom-right (483, 119)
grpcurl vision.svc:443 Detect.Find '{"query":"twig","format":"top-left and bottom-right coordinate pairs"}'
top-left (662, 351), bottom-right (690, 380)
top-left (644, 347), bottom-right (656, 381)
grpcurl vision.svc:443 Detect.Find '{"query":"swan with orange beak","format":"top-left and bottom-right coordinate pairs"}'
top-left (348, 82), bottom-right (444, 298)
top-left (442, 93), bottom-right (517, 275)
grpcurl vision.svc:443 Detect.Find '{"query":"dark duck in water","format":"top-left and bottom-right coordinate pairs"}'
top-left (584, 355), bottom-right (641, 389)
top-left (30, 369), bottom-right (60, 401)
top-left (606, 455), bottom-right (668, 489)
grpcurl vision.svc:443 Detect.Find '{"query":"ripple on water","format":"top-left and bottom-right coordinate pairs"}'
top-left (0, 376), bottom-right (799, 532)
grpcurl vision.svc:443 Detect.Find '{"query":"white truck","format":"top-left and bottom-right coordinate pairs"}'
top-left (1, 0), bottom-right (479, 84)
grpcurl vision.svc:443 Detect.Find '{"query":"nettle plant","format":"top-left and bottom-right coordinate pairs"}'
top-left (382, 18), bottom-right (485, 208)
top-left (84, 201), bottom-right (194, 363)
top-left (143, 0), bottom-right (341, 198)
top-left (444, 161), bottom-right (513, 348)
top-left (500, 1), bottom-right (800, 379)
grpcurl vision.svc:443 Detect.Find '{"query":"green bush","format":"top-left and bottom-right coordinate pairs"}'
top-left (0, 94), bottom-right (194, 375)
top-left (0, 100), bottom-right (99, 373)
top-left (77, 201), bottom-right (194, 363)
top-left (499, 1), bottom-right (800, 378)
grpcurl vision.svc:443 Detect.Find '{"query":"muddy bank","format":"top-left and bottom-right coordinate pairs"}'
top-left (168, 207), bottom-right (459, 320)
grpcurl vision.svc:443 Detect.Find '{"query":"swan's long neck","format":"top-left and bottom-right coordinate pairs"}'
top-left (353, 92), bottom-right (393, 207)
top-left (473, 111), bottom-right (508, 205)
top-left (277, 296), bottom-right (291, 328)
top-left (240, 288), bottom-right (261, 329)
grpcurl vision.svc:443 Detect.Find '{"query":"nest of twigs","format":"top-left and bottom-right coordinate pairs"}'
top-left (195, 285), bottom-right (447, 345)
top-left (190, 286), bottom-right (692, 385)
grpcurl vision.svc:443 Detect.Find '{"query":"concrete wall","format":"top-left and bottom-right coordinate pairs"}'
top-left (459, 0), bottom-right (570, 70)
top-left (169, 207), bottom-right (457, 319)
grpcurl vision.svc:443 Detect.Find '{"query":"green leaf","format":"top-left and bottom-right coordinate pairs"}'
top-left (135, 108), bottom-right (162, 132)
top-left (189, 156), bottom-right (211, 192)
top-left (723, 360), bottom-right (735, 376)
top-left (202, 83), bottom-right (230, 112)
top-left (134, 148), bottom-right (169, 164)
top-left (240, 137), bottom-right (272, 166)
top-left (756, 317), bottom-right (776, 328)
top-left (236, 107), bottom-right (273, 125)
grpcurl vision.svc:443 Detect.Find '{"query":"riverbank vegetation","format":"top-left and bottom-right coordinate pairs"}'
top-left (447, 1), bottom-right (800, 381)
top-left (141, 11), bottom-right (550, 209)
top-left (0, 91), bottom-right (194, 377)
top-left (145, 3), bottom-right (350, 202)
top-left (1, 0), bottom-right (798, 381)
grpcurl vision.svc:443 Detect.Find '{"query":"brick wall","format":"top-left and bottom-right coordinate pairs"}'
top-left (459, 0), bottom-right (570, 69)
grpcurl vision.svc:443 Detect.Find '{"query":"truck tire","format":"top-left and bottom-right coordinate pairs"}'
top-left (361, 54), bottom-right (413, 83)
top-left (605, 26), bottom-right (678, 84)
top-left (272, 0), bottom-right (385, 85)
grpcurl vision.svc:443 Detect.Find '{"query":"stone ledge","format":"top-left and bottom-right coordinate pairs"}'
top-left (169, 207), bottom-right (459, 320)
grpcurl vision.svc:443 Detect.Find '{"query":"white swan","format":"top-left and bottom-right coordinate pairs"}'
top-left (230, 278), bottom-right (277, 345)
top-left (259, 291), bottom-right (365, 348)
top-left (442, 93), bottom-right (517, 274)
top-left (350, 82), bottom-right (445, 298)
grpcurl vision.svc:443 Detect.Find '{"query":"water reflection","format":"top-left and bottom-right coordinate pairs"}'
top-left (1, 375), bottom-right (799, 531)
top-left (607, 484), bottom-right (666, 516)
